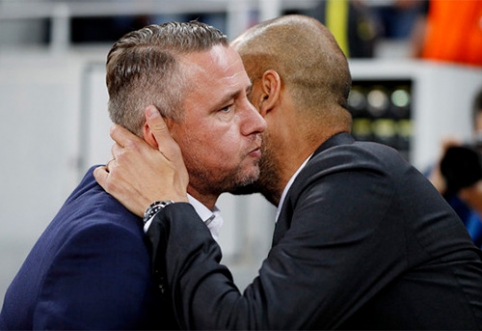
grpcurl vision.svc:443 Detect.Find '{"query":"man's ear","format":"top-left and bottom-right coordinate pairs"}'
top-left (258, 69), bottom-right (282, 117)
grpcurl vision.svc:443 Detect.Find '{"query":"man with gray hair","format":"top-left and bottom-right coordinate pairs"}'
top-left (0, 21), bottom-right (265, 329)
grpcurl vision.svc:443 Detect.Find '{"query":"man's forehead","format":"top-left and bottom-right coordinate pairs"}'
top-left (181, 46), bottom-right (246, 80)
top-left (178, 46), bottom-right (250, 105)
top-left (180, 45), bottom-right (229, 70)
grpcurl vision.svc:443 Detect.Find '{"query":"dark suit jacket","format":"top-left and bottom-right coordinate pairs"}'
top-left (148, 133), bottom-right (482, 329)
top-left (0, 167), bottom-right (176, 330)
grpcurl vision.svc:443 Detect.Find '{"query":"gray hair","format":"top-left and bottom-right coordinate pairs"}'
top-left (106, 21), bottom-right (229, 136)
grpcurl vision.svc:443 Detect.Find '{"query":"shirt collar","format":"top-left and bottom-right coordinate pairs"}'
top-left (188, 194), bottom-right (223, 241)
top-left (275, 155), bottom-right (312, 222)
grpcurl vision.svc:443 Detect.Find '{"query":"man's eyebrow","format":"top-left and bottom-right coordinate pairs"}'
top-left (213, 86), bottom-right (248, 110)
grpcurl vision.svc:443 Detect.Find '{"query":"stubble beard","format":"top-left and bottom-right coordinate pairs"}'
top-left (186, 156), bottom-right (261, 198)
top-left (230, 135), bottom-right (282, 207)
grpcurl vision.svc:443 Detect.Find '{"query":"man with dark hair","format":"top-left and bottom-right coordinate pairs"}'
top-left (429, 87), bottom-right (482, 248)
top-left (0, 21), bottom-right (265, 329)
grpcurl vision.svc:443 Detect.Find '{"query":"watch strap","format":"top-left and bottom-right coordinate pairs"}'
top-left (143, 200), bottom-right (175, 224)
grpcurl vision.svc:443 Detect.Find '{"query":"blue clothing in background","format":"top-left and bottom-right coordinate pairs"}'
top-left (447, 195), bottom-right (482, 248)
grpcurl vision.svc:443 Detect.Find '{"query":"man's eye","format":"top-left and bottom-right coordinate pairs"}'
top-left (219, 105), bottom-right (232, 112)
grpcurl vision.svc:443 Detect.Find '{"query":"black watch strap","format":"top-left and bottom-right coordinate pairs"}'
top-left (142, 200), bottom-right (175, 224)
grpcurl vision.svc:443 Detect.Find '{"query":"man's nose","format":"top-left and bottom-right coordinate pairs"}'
top-left (241, 101), bottom-right (267, 136)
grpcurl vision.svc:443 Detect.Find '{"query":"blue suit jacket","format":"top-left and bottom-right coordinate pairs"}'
top-left (0, 167), bottom-right (174, 329)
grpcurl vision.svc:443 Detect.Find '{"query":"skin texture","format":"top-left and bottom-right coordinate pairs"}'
top-left (166, 45), bottom-right (265, 209)
top-left (96, 44), bottom-right (266, 215)
top-left (230, 15), bottom-right (353, 205)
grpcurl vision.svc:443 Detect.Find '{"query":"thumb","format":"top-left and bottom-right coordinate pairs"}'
top-left (144, 105), bottom-right (189, 197)
top-left (145, 105), bottom-right (170, 144)
top-left (145, 105), bottom-right (182, 164)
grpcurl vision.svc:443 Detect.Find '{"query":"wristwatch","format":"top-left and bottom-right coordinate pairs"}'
top-left (142, 200), bottom-right (175, 224)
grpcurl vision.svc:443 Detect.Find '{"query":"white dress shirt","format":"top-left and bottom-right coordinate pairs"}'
top-left (187, 194), bottom-right (223, 241)
top-left (144, 194), bottom-right (223, 242)
top-left (275, 155), bottom-right (312, 223)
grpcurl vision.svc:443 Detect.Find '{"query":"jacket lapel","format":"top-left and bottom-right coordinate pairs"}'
top-left (272, 132), bottom-right (355, 246)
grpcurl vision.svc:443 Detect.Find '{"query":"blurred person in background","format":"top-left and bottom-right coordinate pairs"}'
top-left (429, 88), bottom-right (482, 248)
top-left (363, 0), bottom-right (425, 40)
top-left (0, 21), bottom-right (265, 329)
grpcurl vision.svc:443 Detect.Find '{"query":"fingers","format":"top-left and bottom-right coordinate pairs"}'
top-left (109, 105), bottom-right (170, 152)
top-left (145, 105), bottom-right (169, 137)
top-left (111, 143), bottom-right (122, 164)
top-left (144, 105), bottom-right (180, 162)
top-left (144, 106), bottom-right (187, 183)
top-left (93, 105), bottom-right (190, 217)
top-left (93, 165), bottom-right (109, 188)
top-left (110, 123), bottom-right (143, 148)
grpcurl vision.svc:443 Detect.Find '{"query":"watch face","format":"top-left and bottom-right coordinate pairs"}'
top-left (143, 201), bottom-right (175, 224)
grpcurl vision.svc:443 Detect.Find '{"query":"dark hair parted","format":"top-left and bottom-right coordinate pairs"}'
top-left (106, 21), bottom-right (229, 136)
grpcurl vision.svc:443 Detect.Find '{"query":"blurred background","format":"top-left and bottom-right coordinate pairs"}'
top-left (1, 0), bottom-right (482, 308)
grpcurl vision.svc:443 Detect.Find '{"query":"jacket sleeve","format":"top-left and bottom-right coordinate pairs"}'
top-left (34, 223), bottom-right (158, 329)
top-left (148, 165), bottom-right (406, 330)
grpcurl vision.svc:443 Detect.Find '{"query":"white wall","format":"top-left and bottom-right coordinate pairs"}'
top-left (0, 50), bottom-right (86, 308)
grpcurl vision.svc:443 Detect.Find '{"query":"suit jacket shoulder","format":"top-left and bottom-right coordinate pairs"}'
top-left (276, 133), bottom-right (482, 328)
top-left (0, 166), bottom-right (169, 330)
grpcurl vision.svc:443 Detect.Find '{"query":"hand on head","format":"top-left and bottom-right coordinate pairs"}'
top-left (94, 105), bottom-right (189, 217)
